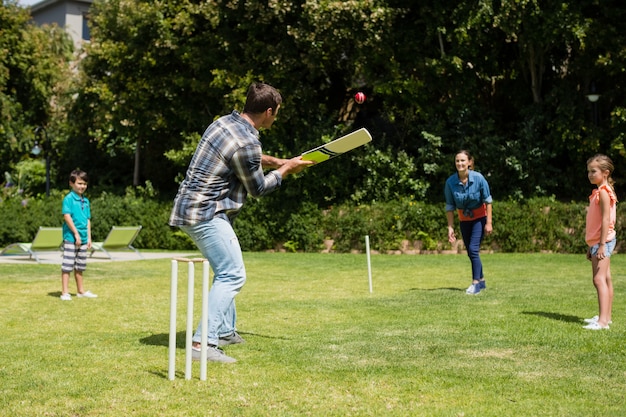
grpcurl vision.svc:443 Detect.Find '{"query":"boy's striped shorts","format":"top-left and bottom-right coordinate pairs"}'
top-left (61, 241), bottom-right (88, 272)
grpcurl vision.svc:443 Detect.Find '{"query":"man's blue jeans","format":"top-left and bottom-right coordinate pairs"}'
top-left (459, 216), bottom-right (487, 280)
top-left (181, 217), bottom-right (245, 346)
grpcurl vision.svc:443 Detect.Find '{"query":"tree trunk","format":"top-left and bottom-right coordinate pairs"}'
top-left (133, 137), bottom-right (141, 186)
top-left (528, 44), bottom-right (543, 104)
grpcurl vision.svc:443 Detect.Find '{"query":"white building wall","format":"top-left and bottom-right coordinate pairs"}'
top-left (31, 0), bottom-right (93, 50)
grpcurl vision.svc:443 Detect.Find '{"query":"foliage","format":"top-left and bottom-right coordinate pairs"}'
top-left (230, 198), bottom-right (277, 252)
top-left (64, 0), bottom-right (626, 205)
top-left (1, 190), bottom-right (623, 255)
top-left (2, 159), bottom-right (46, 198)
top-left (280, 201), bottom-right (326, 252)
top-left (0, 190), bottom-right (62, 246)
top-left (352, 147), bottom-right (428, 203)
top-left (317, 199), bottom-right (445, 253)
top-left (88, 185), bottom-right (190, 250)
top-left (489, 197), bottom-right (588, 253)
top-left (0, 1), bottom-right (73, 196)
top-left (4, 1), bottom-right (626, 216)
top-left (0, 186), bottom-right (190, 250)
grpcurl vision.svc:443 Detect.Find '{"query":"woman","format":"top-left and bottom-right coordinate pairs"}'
top-left (444, 150), bottom-right (493, 294)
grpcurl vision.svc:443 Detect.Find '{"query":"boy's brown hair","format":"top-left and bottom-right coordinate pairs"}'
top-left (69, 170), bottom-right (88, 184)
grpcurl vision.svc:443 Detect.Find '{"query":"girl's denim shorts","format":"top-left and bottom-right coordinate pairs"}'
top-left (589, 238), bottom-right (617, 258)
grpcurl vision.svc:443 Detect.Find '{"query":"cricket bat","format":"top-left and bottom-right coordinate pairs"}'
top-left (301, 128), bottom-right (372, 163)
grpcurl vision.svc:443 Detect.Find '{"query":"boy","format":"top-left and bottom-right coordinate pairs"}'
top-left (60, 170), bottom-right (97, 301)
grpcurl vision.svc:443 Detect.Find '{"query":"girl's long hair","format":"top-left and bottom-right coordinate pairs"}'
top-left (587, 154), bottom-right (617, 201)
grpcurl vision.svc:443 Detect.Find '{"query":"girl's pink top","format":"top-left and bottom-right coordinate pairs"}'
top-left (585, 184), bottom-right (617, 246)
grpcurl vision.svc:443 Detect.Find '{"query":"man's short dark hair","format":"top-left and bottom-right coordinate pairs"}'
top-left (243, 83), bottom-right (283, 115)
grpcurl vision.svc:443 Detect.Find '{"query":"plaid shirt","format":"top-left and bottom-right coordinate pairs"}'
top-left (169, 111), bottom-right (282, 226)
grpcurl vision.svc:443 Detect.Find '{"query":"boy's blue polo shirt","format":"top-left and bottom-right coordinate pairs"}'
top-left (444, 170), bottom-right (493, 212)
top-left (62, 190), bottom-right (91, 243)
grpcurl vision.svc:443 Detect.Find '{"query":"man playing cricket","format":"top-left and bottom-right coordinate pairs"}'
top-left (169, 82), bottom-right (313, 363)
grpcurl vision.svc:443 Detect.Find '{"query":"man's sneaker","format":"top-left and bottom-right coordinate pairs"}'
top-left (77, 291), bottom-right (98, 298)
top-left (478, 280), bottom-right (486, 290)
top-left (466, 283), bottom-right (481, 295)
top-left (60, 293), bottom-right (72, 301)
top-left (192, 345), bottom-right (236, 363)
top-left (583, 321), bottom-right (609, 330)
top-left (218, 332), bottom-right (245, 347)
top-left (583, 315), bottom-right (612, 324)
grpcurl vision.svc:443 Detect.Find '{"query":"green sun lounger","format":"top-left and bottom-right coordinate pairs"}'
top-left (0, 227), bottom-right (63, 263)
top-left (89, 226), bottom-right (143, 259)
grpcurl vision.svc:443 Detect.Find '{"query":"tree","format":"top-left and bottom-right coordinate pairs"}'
top-left (0, 0), bottom-right (73, 195)
top-left (67, 0), bottom-right (626, 204)
top-left (73, 0), bottom-right (409, 200)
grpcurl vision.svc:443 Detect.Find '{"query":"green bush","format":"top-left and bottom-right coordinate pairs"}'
top-left (321, 204), bottom-right (370, 253)
top-left (0, 191), bottom-right (620, 255)
top-left (232, 198), bottom-right (276, 252)
top-left (316, 199), bottom-right (447, 253)
top-left (281, 201), bottom-right (325, 252)
top-left (0, 188), bottom-right (193, 251)
top-left (490, 197), bottom-right (588, 253)
top-left (0, 191), bottom-right (63, 245)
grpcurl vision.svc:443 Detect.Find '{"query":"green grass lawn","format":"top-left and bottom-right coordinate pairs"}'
top-left (1, 252), bottom-right (625, 416)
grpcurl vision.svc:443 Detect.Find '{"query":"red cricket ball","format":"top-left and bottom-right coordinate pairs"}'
top-left (354, 92), bottom-right (366, 104)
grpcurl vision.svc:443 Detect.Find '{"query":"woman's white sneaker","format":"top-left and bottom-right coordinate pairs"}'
top-left (466, 283), bottom-right (481, 295)
top-left (77, 290), bottom-right (98, 298)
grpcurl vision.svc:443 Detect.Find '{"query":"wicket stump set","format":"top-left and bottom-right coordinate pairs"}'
top-left (168, 257), bottom-right (209, 381)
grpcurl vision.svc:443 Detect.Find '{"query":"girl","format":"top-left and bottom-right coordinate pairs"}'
top-left (444, 150), bottom-right (493, 294)
top-left (583, 154), bottom-right (617, 330)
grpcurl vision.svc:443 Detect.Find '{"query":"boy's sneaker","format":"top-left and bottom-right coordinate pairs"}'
top-left (218, 332), bottom-right (245, 347)
top-left (466, 283), bottom-right (481, 295)
top-left (77, 291), bottom-right (98, 298)
top-left (60, 293), bottom-right (72, 301)
top-left (478, 280), bottom-right (486, 290)
top-left (192, 345), bottom-right (236, 363)
top-left (583, 315), bottom-right (612, 324)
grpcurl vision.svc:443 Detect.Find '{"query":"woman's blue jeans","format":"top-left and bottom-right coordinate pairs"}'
top-left (459, 216), bottom-right (487, 280)
top-left (181, 217), bottom-right (245, 346)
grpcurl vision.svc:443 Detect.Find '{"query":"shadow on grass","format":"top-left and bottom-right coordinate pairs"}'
top-left (140, 331), bottom-right (290, 348)
top-left (47, 291), bottom-right (63, 298)
top-left (522, 311), bottom-right (582, 324)
top-left (141, 331), bottom-right (186, 348)
top-left (409, 287), bottom-right (464, 292)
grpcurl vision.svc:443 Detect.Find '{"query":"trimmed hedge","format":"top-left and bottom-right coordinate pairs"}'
top-left (1, 193), bottom-right (619, 255)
